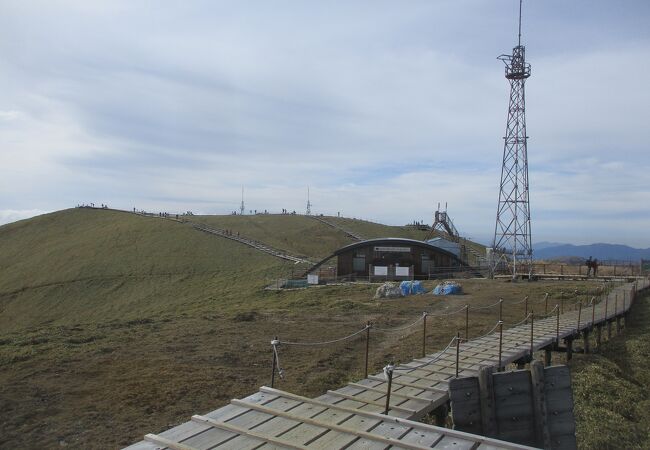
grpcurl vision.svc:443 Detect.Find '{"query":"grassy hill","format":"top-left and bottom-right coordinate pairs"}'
top-left (0, 209), bottom-right (485, 334)
top-left (0, 208), bottom-right (286, 332)
top-left (192, 214), bottom-right (451, 260)
top-left (193, 214), bottom-right (354, 260)
top-left (0, 208), bottom-right (579, 449)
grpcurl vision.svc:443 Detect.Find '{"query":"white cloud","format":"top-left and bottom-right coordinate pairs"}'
top-left (0, 1), bottom-right (649, 246)
top-left (0, 209), bottom-right (51, 226)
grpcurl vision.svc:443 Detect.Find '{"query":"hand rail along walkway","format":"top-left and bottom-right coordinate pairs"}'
top-left (125, 281), bottom-right (648, 449)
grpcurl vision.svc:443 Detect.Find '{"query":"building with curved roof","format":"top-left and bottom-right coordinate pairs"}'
top-left (308, 237), bottom-right (467, 281)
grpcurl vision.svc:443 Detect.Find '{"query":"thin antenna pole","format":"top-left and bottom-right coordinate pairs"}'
top-left (240, 186), bottom-right (245, 215)
top-left (306, 186), bottom-right (312, 215)
top-left (518, 0), bottom-right (523, 46)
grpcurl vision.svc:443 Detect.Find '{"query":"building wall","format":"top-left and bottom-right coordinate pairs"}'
top-left (336, 242), bottom-right (459, 279)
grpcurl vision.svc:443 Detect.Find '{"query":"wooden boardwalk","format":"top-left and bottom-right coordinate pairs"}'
top-left (125, 280), bottom-right (647, 450)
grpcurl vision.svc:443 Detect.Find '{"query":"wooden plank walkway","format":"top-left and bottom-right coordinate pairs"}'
top-left (125, 280), bottom-right (648, 450)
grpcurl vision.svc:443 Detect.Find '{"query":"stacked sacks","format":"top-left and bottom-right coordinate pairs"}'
top-left (374, 282), bottom-right (403, 299)
top-left (399, 280), bottom-right (427, 296)
top-left (433, 281), bottom-right (462, 295)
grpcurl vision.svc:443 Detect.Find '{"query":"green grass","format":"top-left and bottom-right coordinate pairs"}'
top-left (193, 214), bottom-right (354, 260)
top-left (0, 208), bottom-right (286, 332)
top-left (570, 292), bottom-right (650, 449)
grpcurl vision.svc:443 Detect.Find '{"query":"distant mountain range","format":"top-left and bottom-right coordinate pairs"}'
top-left (533, 242), bottom-right (650, 261)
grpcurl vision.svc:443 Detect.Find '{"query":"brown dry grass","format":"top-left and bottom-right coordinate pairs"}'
top-left (0, 278), bottom-right (600, 449)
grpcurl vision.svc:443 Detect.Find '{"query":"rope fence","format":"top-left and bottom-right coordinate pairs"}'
top-left (268, 281), bottom-right (642, 390)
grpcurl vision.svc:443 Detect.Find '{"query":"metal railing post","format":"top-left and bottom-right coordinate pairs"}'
top-left (455, 332), bottom-right (461, 378)
top-left (465, 304), bottom-right (469, 342)
top-left (498, 320), bottom-right (504, 372)
top-left (422, 313), bottom-right (428, 358)
top-left (383, 363), bottom-right (394, 415)
top-left (364, 322), bottom-right (371, 378)
top-left (555, 305), bottom-right (560, 347)
top-left (591, 296), bottom-right (596, 328)
top-left (524, 296), bottom-right (529, 324)
top-left (271, 337), bottom-right (279, 388)
top-left (530, 311), bottom-right (534, 358)
top-left (544, 293), bottom-right (549, 315)
top-left (499, 298), bottom-right (503, 323)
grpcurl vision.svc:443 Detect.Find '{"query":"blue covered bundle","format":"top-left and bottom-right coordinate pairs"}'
top-left (399, 280), bottom-right (426, 296)
top-left (433, 281), bottom-right (462, 295)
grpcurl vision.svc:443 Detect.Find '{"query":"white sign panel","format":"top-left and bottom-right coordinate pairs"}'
top-left (374, 246), bottom-right (411, 253)
top-left (395, 266), bottom-right (410, 277)
top-left (307, 274), bottom-right (319, 285)
top-left (374, 266), bottom-right (388, 276)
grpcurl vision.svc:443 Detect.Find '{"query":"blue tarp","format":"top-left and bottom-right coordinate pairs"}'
top-left (433, 282), bottom-right (462, 295)
top-left (399, 280), bottom-right (426, 296)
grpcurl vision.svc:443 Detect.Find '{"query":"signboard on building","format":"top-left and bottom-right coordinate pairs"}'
top-left (395, 266), bottom-right (410, 277)
top-left (374, 246), bottom-right (411, 253)
top-left (374, 266), bottom-right (388, 276)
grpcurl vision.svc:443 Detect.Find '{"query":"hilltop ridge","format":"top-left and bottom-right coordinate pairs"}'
top-left (0, 208), bottom-right (476, 332)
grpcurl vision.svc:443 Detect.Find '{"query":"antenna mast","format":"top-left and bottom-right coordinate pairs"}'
top-left (491, 0), bottom-right (533, 279)
top-left (306, 187), bottom-right (312, 215)
top-left (518, 0), bottom-right (522, 46)
top-left (240, 186), bottom-right (245, 215)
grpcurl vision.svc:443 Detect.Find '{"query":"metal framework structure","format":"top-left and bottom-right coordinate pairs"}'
top-left (492, 0), bottom-right (533, 278)
top-left (425, 203), bottom-right (459, 242)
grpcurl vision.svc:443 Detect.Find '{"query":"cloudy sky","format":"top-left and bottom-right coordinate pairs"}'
top-left (1, 0), bottom-right (649, 246)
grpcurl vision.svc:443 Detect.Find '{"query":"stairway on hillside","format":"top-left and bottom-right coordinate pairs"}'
top-left (190, 223), bottom-right (313, 265)
top-left (309, 216), bottom-right (364, 241)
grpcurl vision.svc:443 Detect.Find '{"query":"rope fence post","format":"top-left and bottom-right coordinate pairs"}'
top-left (555, 304), bottom-right (560, 347)
top-left (591, 296), bottom-right (596, 328)
top-left (560, 292), bottom-right (564, 314)
top-left (383, 363), bottom-right (394, 415)
top-left (364, 322), bottom-right (371, 378)
top-left (271, 337), bottom-right (279, 388)
top-left (615, 293), bottom-right (621, 334)
top-left (422, 312), bottom-right (428, 358)
top-left (465, 304), bottom-right (469, 342)
top-left (498, 320), bottom-right (504, 372)
top-left (455, 332), bottom-right (461, 378)
top-left (544, 292), bottom-right (549, 314)
top-left (577, 300), bottom-right (582, 333)
top-left (604, 293), bottom-right (610, 339)
top-left (530, 311), bottom-right (534, 359)
top-left (524, 296), bottom-right (529, 324)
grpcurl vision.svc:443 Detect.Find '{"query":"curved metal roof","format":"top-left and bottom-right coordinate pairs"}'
top-left (333, 237), bottom-right (461, 260)
top-left (304, 237), bottom-right (465, 275)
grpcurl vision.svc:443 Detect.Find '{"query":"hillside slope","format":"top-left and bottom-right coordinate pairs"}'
top-left (0, 208), bottom-right (284, 332)
top-left (0, 209), bottom-right (592, 449)
top-left (193, 214), bottom-right (354, 260)
top-left (0, 209), bottom-right (492, 335)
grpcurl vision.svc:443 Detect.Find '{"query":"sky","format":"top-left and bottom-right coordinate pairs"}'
top-left (1, 0), bottom-right (649, 247)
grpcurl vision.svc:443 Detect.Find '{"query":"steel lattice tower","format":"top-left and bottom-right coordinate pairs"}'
top-left (492, 0), bottom-right (533, 278)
